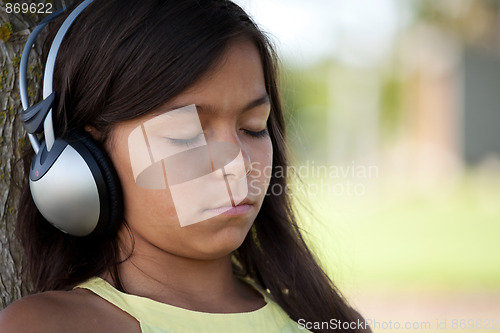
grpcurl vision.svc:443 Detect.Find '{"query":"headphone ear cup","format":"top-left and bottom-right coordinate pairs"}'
top-left (68, 131), bottom-right (123, 236)
top-left (29, 131), bottom-right (123, 237)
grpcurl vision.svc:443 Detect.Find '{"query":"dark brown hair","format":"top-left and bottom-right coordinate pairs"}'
top-left (17, 1), bottom-right (367, 332)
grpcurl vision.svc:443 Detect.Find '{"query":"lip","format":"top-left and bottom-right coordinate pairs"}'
top-left (204, 199), bottom-right (253, 217)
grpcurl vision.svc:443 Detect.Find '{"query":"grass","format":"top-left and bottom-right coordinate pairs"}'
top-left (294, 170), bottom-right (500, 293)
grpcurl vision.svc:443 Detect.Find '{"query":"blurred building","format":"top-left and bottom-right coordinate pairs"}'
top-left (323, 1), bottom-right (500, 186)
top-left (462, 48), bottom-right (500, 165)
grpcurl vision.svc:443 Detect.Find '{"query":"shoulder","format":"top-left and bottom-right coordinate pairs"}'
top-left (0, 291), bottom-right (77, 333)
top-left (0, 288), bottom-right (138, 333)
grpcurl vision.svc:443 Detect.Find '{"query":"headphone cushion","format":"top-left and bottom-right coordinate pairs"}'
top-left (68, 131), bottom-right (123, 236)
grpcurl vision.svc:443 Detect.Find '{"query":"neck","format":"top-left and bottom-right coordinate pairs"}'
top-left (103, 227), bottom-right (264, 313)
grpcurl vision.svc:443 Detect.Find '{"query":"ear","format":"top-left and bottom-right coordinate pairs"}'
top-left (84, 125), bottom-right (105, 142)
top-left (84, 125), bottom-right (116, 154)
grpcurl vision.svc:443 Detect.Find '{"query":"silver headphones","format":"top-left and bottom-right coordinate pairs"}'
top-left (19, 0), bottom-right (123, 237)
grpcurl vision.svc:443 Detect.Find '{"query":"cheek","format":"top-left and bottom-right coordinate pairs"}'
top-left (108, 132), bottom-right (180, 227)
top-left (123, 185), bottom-right (179, 226)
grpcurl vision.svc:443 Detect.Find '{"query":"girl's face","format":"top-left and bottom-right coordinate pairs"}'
top-left (106, 39), bottom-right (273, 260)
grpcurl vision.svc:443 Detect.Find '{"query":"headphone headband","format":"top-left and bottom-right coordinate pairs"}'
top-left (18, 0), bottom-right (123, 237)
top-left (42, 0), bottom-right (94, 151)
top-left (19, 8), bottom-right (64, 153)
top-left (20, 0), bottom-right (95, 153)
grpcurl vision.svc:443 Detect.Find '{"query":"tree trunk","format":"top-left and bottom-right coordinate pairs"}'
top-left (0, 0), bottom-right (73, 309)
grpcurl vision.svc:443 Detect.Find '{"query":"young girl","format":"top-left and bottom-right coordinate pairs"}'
top-left (0, 1), bottom-right (371, 332)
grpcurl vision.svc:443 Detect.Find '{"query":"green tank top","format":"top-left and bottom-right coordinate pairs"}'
top-left (75, 277), bottom-right (313, 333)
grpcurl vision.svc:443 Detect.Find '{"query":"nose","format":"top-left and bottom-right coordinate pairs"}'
top-left (204, 131), bottom-right (250, 206)
top-left (206, 132), bottom-right (251, 179)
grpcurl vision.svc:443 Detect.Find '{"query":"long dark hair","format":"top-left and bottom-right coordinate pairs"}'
top-left (17, 1), bottom-right (366, 332)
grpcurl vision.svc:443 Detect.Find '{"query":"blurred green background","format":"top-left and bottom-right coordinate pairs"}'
top-left (237, 0), bottom-right (500, 331)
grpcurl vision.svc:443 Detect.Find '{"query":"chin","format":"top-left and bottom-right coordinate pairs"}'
top-left (191, 216), bottom-right (254, 259)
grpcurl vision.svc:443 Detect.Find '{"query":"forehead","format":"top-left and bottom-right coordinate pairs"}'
top-left (113, 38), bottom-right (268, 136)
top-left (156, 39), bottom-right (267, 116)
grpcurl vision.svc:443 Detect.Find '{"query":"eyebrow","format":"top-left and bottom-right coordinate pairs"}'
top-left (165, 94), bottom-right (270, 115)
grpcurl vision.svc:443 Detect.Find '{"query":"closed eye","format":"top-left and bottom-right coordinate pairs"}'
top-left (164, 133), bottom-right (204, 147)
top-left (243, 128), bottom-right (269, 138)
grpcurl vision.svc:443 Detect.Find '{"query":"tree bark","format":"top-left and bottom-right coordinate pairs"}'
top-left (0, 0), bottom-right (73, 309)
